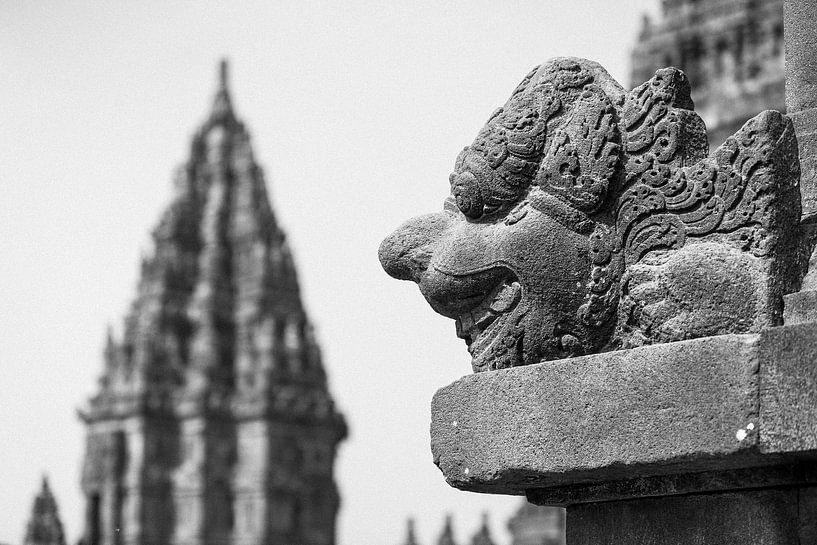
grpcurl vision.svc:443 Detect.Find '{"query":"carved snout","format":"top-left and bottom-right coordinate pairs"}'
top-left (378, 212), bottom-right (451, 283)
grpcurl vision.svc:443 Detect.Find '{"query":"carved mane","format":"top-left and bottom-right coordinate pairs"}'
top-left (477, 58), bottom-right (802, 353)
top-left (380, 57), bottom-right (804, 371)
top-left (526, 59), bottom-right (802, 351)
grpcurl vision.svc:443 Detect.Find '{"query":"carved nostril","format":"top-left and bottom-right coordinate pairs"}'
top-left (378, 213), bottom-right (451, 283)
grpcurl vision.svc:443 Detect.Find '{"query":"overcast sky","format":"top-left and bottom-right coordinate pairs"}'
top-left (1, 2), bottom-right (658, 544)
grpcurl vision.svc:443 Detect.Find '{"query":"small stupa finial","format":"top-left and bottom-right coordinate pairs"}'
top-left (219, 58), bottom-right (229, 93)
top-left (210, 58), bottom-right (235, 123)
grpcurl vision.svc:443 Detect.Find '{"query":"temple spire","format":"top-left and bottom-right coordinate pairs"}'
top-left (469, 513), bottom-right (496, 545)
top-left (219, 59), bottom-right (228, 92)
top-left (210, 58), bottom-right (235, 124)
top-left (23, 476), bottom-right (66, 545)
top-left (81, 62), bottom-right (346, 544)
top-left (437, 514), bottom-right (458, 545)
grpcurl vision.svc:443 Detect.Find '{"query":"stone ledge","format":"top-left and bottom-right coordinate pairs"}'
top-left (430, 323), bottom-right (817, 497)
top-left (526, 462), bottom-right (817, 506)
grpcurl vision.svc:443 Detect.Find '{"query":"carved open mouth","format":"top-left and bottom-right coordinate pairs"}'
top-left (454, 278), bottom-right (525, 372)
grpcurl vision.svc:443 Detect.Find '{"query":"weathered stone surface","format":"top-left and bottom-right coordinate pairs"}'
top-left (785, 0), bottom-right (817, 113)
top-left (800, 486), bottom-right (817, 544)
top-left (786, 0), bottom-right (817, 218)
top-left (760, 323), bottom-right (817, 453)
top-left (430, 323), bottom-right (817, 496)
top-left (567, 489), bottom-right (800, 545)
top-left (380, 57), bottom-right (803, 374)
top-left (782, 221), bottom-right (817, 323)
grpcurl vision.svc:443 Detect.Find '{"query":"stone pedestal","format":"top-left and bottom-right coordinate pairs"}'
top-left (430, 324), bottom-right (817, 544)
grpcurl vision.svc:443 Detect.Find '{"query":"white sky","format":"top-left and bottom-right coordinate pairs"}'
top-left (1, 2), bottom-right (658, 544)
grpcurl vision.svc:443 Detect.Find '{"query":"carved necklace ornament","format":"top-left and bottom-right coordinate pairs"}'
top-left (380, 57), bottom-right (803, 373)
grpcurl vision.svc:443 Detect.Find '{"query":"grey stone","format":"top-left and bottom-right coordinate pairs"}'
top-left (785, 0), bottom-right (817, 113)
top-left (785, 0), bottom-right (817, 218)
top-left (526, 463), bottom-right (817, 506)
top-left (380, 57), bottom-right (804, 374)
top-left (800, 486), bottom-right (817, 544)
top-left (784, 289), bottom-right (817, 324)
top-left (759, 323), bottom-right (817, 453)
top-left (429, 323), bottom-right (817, 496)
top-left (566, 489), bottom-right (801, 545)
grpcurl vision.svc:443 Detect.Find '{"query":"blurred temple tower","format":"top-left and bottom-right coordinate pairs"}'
top-left (468, 513), bottom-right (497, 545)
top-left (23, 477), bottom-right (66, 545)
top-left (78, 61), bottom-right (347, 545)
top-left (436, 515), bottom-right (457, 545)
top-left (401, 518), bottom-right (420, 545)
top-left (506, 503), bottom-right (564, 545)
top-left (630, 0), bottom-right (785, 147)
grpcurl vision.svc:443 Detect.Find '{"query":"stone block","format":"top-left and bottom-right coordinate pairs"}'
top-left (567, 489), bottom-right (800, 545)
top-left (800, 486), bottom-right (817, 544)
top-left (782, 290), bottom-right (817, 324)
top-left (430, 323), bottom-right (817, 496)
top-left (760, 323), bottom-right (817, 453)
top-left (785, 0), bottom-right (817, 112)
top-left (788, 109), bottom-right (817, 138)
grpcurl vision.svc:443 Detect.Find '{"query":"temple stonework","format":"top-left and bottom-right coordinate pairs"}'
top-left (78, 62), bottom-right (347, 545)
top-left (630, 0), bottom-right (785, 146)
top-left (23, 478), bottom-right (66, 545)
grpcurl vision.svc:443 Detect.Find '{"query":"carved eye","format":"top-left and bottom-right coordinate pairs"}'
top-left (485, 144), bottom-right (508, 168)
top-left (449, 171), bottom-right (485, 219)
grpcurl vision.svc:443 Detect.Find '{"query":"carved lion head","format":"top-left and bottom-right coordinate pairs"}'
top-left (380, 58), bottom-right (802, 372)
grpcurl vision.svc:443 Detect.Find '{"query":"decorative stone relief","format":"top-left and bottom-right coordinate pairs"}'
top-left (380, 57), bottom-right (803, 372)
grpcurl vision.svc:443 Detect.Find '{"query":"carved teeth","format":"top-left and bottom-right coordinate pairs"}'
top-left (490, 282), bottom-right (521, 313)
top-left (457, 313), bottom-right (475, 336)
top-left (455, 280), bottom-right (521, 349)
top-left (472, 307), bottom-right (494, 328)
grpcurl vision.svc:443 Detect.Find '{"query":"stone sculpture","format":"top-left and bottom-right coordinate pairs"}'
top-left (380, 57), bottom-right (805, 372)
